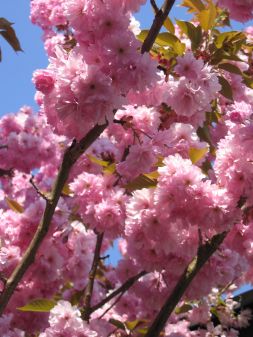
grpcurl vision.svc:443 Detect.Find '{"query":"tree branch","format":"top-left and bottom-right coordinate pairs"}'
top-left (0, 122), bottom-right (108, 315)
top-left (150, 0), bottom-right (159, 13)
top-left (0, 168), bottom-right (13, 178)
top-left (82, 232), bottom-right (104, 321)
top-left (91, 271), bottom-right (147, 313)
top-left (141, 0), bottom-right (176, 54)
top-left (145, 232), bottom-right (227, 337)
top-left (29, 175), bottom-right (50, 202)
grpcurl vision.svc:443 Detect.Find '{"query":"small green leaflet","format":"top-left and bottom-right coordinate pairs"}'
top-left (17, 298), bottom-right (56, 312)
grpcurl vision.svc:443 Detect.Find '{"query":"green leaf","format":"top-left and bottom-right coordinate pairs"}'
top-left (189, 147), bottom-right (208, 164)
top-left (103, 163), bottom-right (116, 174)
top-left (210, 50), bottom-right (244, 65)
top-left (218, 76), bottom-right (233, 100)
top-left (175, 303), bottom-right (193, 314)
top-left (137, 30), bottom-right (185, 56)
top-left (136, 327), bottom-right (149, 335)
top-left (210, 307), bottom-right (219, 318)
top-left (17, 299), bottom-right (56, 312)
top-left (242, 73), bottom-right (253, 89)
top-left (5, 198), bottom-right (24, 213)
top-left (218, 62), bottom-right (242, 75)
top-left (173, 41), bottom-right (186, 55)
top-left (62, 183), bottom-right (73, 196)
top-left (198, 2), bottom-right (217, 31)
top-left (87, 155), bottom-right (115, 174)
top-left (197, 125), bottom-right (215, 155)
top-left (137, 30), bottom-right (149, 43)
top-left (125, 319), bottom-right (147, 331)
top-left (143, 171), bottom-right (159, 180)
top-left (215, 31), bottom-right (246, 49)
top-left (109, 319), bottom-right (126, 331)
top-left (71, 289), bottom-right (85, 306)
top-left (156, 32), bottom-right (180, 46)
top-left (176, 20), bottom-right (202, 50)
top-left (87, 154), bottom-right (110, 167)
top-left (124, 175), bottom-right (157, 192)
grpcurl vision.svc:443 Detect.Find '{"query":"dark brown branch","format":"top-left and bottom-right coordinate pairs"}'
top-left (29, 175), bottom-right (50, 202)
top-left (141, 0), bottom-right (176, 54)
top-left (91, 270), bottom-right (147, 313)
top-left (82, 232), bottom-right (104, 321)
top-left (150, 0), bottom-right (159, 13)
top-left (0, 122), bottom-right (108, 315)
top-left (145, 232), bottom-right (227, 337)
top-left (0, 168), bottom-right (13, 178)
top-left (98, 291), bottom-right (125, 319)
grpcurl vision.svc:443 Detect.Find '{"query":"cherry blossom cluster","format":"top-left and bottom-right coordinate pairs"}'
top-left (1, 0), bottom-right (253, 336)
top-left (218, 0), bottom-right (253, 22)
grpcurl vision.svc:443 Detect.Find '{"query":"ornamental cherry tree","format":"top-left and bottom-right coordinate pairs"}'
top-left (1, 0), bottom-right (253, 336)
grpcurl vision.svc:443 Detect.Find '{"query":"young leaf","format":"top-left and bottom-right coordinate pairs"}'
top-left (125, 319), bottom-right (147, 331)
top-left (163, 17), bottom-right (175, 34)
top-left (242, 73), bottom-right (253, 89)
top-left (62, 183), bottom-right (73, 196)
top-left (218, 76), bottom-right (234, 100)
top-left (5, 198), bottom-right (24, 213)
top-left (87, 154), bottom-right (110, 167)
top-left (175, 303), bottom-right (193, 314)
top-left (137, 30), bottom-right (149, 43)
top-left (156, 32), bottom-right (180, 47)
top-left (215, 31), bottom-right (246, 49)
top-left (198, 2), bottom-right (217, 31)
top-left (0, 17), bottom-right (22, 52)
top-left (71, 289), bottom-right (85, 306)
top-left (181, 0), bottom-right (205, 13)
top-left (124, 175), bottom-right (157, 192)
top-left (109, 318), bottom-right (126, 331)
top-left (17, 299), bottom-right (56, 312)
top-left (218, 62), bottom-right (242, 75)
top-left (176, 20), bottom-right (202, 50)
top-left (189, 147), bottom-right (209, 164)
top-left (143, 171), bottom-right (160, 180)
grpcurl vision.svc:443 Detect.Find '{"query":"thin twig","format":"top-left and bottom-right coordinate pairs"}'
top-left (98, 291), bottom-right (124, 320)
top-left (141, 0), bottom-right (176, 54)
top-left (0, 122), bottom-right (108, 315)
top-left (145, 232), bottom-right (227, 337)
top-left (91, 271), bottom-right (147, 313)
top-left (29, 175), bottom-right (50, 202)
top-left (82, 232), bottom-right (104, 321)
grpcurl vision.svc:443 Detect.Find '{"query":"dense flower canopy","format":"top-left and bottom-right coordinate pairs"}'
top-left (1, 0), bottom-right (253, 336)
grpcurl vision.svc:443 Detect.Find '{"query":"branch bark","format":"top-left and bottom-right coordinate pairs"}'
top-left (145, 231), bottom-right (227, 337)
top-left (0, 122), bottom-right (108, 316)
top-left (91, 270), bottom-right (147, 313)
top-left (82, 232), bottom-right (104, 321)
top-left (141, 0), bottom-right (176, 54)
top-left (0, 168), bottom-right (13, 178)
